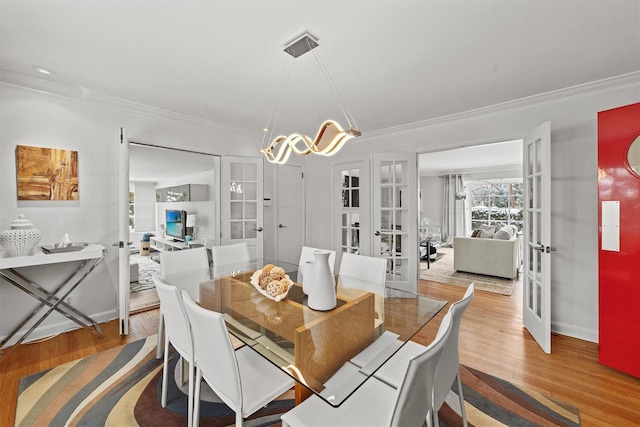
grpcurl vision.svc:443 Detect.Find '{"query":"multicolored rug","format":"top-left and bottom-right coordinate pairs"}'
top-left (15, 336), bottom-right (294, 427)
top-left (15, 336), bottom-right (580, 426)
top-left (420, 247), bottom-right (517, 296)
top-left (443, 365), bottom-right (581, 426)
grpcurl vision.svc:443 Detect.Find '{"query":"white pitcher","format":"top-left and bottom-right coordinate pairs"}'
top-left (307, 250), bottom-right (336, 311)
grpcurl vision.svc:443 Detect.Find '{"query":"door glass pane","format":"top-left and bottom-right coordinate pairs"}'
top-left (244, 182), bottom-right (257, 200)
top-left (244, 163), bottom-right (257, 181)
top-left (230, 182), bottom-right (243, 200)
top-left (394, 163), bottom-right (403, 184)
top-left (380, 162), bottom-right (392, 184)
top-left (231, 222), bottom-right (243, 239)
top-left (245, 202), bottom-right (257, 220)
top-left (351, 189), bottom-right (359, 207)
top-left (339, 166), bottom-right (361, 254)
top-left (381, 211), bottom-right (392, 230)
top-left (231, 163), bottom-right (243, 180)
top-left (245, 222), bottom-right (257, 239)
top-left (230, 202), bottom-right (243, 220)
top-left (381, 187), bottom-right (392, 208)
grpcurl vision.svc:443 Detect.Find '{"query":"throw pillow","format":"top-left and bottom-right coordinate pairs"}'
top-left (478, 226), bottom-right (496, 238)
top-left (494, 225), bottom-right (513, 240)
top-left (471, 229), bottom-right (482, 238)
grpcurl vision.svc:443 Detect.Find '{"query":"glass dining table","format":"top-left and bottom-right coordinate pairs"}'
top-left (162, 258), bottom-right (447, 407)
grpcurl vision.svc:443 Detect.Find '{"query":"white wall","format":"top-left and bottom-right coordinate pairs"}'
top-left (0, 82), bottom-right (262, 344)
top-left (2, 73), bottom-right (638, 346)
top-left (304, 74), bottom-right (640, 343)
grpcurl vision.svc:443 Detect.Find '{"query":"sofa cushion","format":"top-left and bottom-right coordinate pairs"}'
top-left (478, 226), bottom-right (496, 238)
top-left (494, 225), bottom-right (514, 240)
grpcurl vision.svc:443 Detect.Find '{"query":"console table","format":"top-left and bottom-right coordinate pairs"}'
top-left (0, 244), bottom-right (106, 356)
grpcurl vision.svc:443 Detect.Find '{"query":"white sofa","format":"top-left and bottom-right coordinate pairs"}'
top-left (453, 233), bottom-right (522, 279)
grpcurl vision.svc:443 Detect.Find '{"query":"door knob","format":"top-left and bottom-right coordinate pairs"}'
top-left (533, 244), bottom-right (545, 252)
top-left (255, 227), bottom-right (263, 232)
top-left (279, 224), bottom-right (287, 228)
top-left (374, 231), bottom-right (381, 236)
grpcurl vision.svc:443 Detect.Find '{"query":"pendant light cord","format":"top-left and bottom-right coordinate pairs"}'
top-left (311, 46), bottom-right (359, 132)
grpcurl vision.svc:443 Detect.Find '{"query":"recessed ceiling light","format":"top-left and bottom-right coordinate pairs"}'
top-left (33, 66), bottom-right (55, 75)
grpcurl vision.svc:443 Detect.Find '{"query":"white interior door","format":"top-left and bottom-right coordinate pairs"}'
top-left (117, 127), bottom-right (130, 335)
top-left (334, 161), bottom-right (371, 268)
top-left (372, 153), bottom-right (418, 293)
top-left (221, 156), bottom-right (264, 258)
top-left (276, 164), bottom-right (304, 264)
top-left (523, 122), bottom-right (552, 353)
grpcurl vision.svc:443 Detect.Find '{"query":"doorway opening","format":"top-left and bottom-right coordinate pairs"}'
top-left (128, 143), bottom-right (218, 313)
top-left (418, 140), bottom-right (523, 295)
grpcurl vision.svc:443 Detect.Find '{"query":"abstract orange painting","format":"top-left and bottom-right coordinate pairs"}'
top-left (16, 145), bottom-right (79, 200)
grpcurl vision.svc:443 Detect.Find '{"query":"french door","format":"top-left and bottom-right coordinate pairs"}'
top-left (335, 161), bottom-right (371, 268)
top-left (221, 156), bottom-right (264, 259)
top-left (116, 128), bottom-right (130, 335)
top-left (522, 122), bottom-right (552, 353)
top-left (372, 153), bottom-right (418, 293)
top-left (334, 155), bottom-right (418, 293)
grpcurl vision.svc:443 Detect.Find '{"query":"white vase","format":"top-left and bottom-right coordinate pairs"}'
top-left (307, 250), bottom-right (336, 311)
top-left (0, 214), bottom-right (42, 257)
top-left (301, 260), bottom-right (314, 295)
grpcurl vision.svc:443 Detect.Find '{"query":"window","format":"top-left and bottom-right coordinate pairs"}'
top-left (469, 182), bottom-right (523, 231)
top-left (129, 191), bottom-right (135, 229)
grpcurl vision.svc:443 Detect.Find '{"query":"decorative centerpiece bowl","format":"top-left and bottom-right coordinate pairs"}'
top-left (250, 268), bottom-right (294, 302)
top-left (0, 214), bottom-right (42, 257)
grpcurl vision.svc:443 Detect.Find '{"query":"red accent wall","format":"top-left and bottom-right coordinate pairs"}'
top-left (598, 102), bottom-right (640, 378)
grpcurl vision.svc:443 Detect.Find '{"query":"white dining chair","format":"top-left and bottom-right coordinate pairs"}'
top-left (298, 246), bottom-right (336, 284)
top-left (338, 253), bottom-right (388, 331)
top-left (156, 246), bottom-right (209, 359)
top-left (182, 293), bottom-right (295, 427)
top-left (280, 311), bottom-right (453, 427)
top-left (338, 252), bottom-right (387, 285)
top-left (373, 283), bottom-right (475, 427)
top-left (210, 242), bottom-right (251, 273)
top-left (152, 275), bottom-right (195, 427)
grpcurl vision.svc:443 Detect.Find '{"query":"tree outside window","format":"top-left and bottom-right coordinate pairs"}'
top-left (469, 182), bottom-right (523, 231)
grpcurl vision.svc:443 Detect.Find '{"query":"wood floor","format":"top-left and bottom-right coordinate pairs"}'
top-left (1, 280), bottom-right (639, 426)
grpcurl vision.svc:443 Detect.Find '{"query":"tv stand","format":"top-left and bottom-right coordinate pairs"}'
top-left (149, 236), bottom-right (189, 252)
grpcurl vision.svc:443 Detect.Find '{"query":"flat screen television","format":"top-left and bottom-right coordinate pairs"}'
top-left (165, 209), bottom-right (187, 241)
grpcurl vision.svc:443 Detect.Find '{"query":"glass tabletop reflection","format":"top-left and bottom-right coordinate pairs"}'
top-left (162, 258), bottom-right (446, 407)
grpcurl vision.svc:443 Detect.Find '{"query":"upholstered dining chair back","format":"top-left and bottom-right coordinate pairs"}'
top-left (160, 246), bottom-right (209, 278)
top-left (151, 275), bottom-right (195, 427)
top-left (392, 311), bottom-right (452, 427)
top-left (156, 246), bottom-right (209, 359)
top-left (433, 283), bottom-right (474, 416)
top-left (210, 242), bottom-right (251, 268)
top-left (338, 253), bottom-right (387, 287)
top-left (182, 293), bottom-right (294, 427)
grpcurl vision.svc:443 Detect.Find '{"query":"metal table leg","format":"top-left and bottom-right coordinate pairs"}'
top-left (0, 256), bottom-right (105, 355)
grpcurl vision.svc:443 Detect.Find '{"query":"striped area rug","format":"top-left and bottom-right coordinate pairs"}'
top-left (15, 336), bottom-right (580, 426)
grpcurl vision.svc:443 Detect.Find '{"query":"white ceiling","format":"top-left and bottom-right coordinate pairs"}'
top-left (1, 1), bottom-right (639, 174)
top-left (419, 139), bottom-right (523, 176)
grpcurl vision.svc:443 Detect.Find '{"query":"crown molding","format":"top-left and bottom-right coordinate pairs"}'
top-left (0, 69), bottom-right (260, 139)
top-left (366, 71), bottom-right (640, 138)
top-left (2, 69), bottom-right (638, 140)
